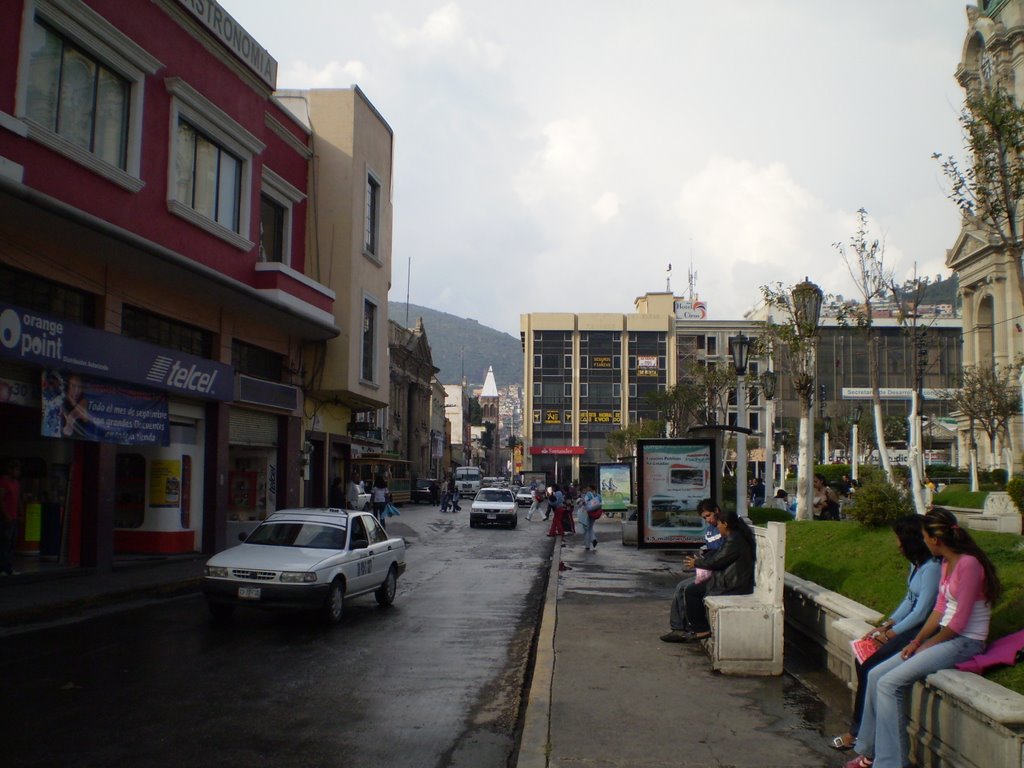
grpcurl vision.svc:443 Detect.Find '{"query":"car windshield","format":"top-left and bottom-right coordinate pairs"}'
top-left (246, 522), bottom-right (348, 549)
top-left (477, 490), bottom-right (513, 502)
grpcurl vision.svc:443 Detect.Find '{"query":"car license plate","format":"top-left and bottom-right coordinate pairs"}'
top-left (238, 586), bottom-right (261, 600)
top-left (487, 513), bottom-right (496, 520)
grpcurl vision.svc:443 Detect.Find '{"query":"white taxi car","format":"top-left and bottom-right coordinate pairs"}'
top-left (469, 488), bottom-right (519, 529)
top-left (202, 508), bottom-right (406, 624)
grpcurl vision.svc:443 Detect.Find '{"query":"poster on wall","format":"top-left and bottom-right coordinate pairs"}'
top-left (149, 460), bottom-right (182, 508)
top-left (598, 464), bottom-right (632, 511)
top-left (636, 438), bottom-right (717, 548)
top-left (40, 370), bottom-right (169, 446)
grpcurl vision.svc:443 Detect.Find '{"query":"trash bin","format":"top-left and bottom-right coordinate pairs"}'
top-left (40, 502), bottom-right (62, 561)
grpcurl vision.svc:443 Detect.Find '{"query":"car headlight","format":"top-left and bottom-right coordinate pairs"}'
top-left (279, 571), bottom-right (318, 584)
top-left (205, 566), bottom-right (228, 577)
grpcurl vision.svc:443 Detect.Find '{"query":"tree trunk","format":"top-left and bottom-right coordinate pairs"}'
top-left (872, 399), bottom-right (893, 483)
top-left (907, 392), bottom-right (928, 515)
top-left (795, 410), bottom-right (812, 520)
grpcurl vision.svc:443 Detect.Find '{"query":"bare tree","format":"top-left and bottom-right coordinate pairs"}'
top-left (759, 283), bottom-right (823, 521)
top-left (948, 363), bottom-right (1021, 473)
top-left (834, 208), bottom-right (896, 484)
top-left (937, 86), bottom-right (1024, 311)
top-left (605, 420), bottom-right (665, 462)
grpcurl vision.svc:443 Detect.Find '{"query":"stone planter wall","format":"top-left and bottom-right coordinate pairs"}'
top-left (945, 492), bottom-right (1023, 535)
top-left (785, 573), bottom-right (1024, 767)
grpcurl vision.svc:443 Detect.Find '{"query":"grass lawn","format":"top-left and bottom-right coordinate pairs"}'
top-left (782, 520), bottom-right (1024, 695)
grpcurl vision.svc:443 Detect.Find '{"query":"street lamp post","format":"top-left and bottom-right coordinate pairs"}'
top-left (792, 278), bottom-right (824, 521)
top-left (762, 369), bottom-right (777, 502)
top-left (822, 415), bottom-right (832, 464)
top-left (731, 333), bottom-right (751, 518)
top-left (849, 405), bottom-right (863, 483)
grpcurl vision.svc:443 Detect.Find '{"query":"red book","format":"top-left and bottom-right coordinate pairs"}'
top-left (851, 637), bottom-right (882, 664)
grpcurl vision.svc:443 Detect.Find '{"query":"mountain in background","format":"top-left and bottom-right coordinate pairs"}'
top-left (389, 302), bottom-right (523, 387)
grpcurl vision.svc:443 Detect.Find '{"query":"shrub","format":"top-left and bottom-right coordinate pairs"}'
top-left (813, 464), bottom-right (850, 485)
top-left (1007, 476), bottom-right (1024, 515)
top-left (845, 479), bottom-right (914, 527)
top-left (749, 507), bottom-right (793, 525)
top-left (991, 468), bottom-right (1008, 487)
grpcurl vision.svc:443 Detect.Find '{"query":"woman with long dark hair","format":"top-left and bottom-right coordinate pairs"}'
top-left (830, 515), bottom-right (941, 751)
top-left (845, 508), bottom-right (1001, 768)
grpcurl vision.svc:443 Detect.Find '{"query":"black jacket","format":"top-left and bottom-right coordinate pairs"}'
top-left (693, 529), bottom-right (755, 597)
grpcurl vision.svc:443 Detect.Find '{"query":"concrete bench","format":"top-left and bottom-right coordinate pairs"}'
top-left (703, 521), bottom-right (786, 675)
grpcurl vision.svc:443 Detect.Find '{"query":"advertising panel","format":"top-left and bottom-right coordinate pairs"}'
top-left (598, 463), bottom-right (632, 511)
top-left (41, 370), bottom-right (169, 446)
top-left (150, 460), bottom-right (182, 507)
top-left (636, 438), bottom-right (716, 548)
top-left (591, 355), bottom-right (613, 368)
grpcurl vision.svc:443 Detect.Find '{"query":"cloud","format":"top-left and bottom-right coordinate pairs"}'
top-left (376, 3), bottom-right (504, 69)
top-left (591, 192), bottom-right (620, 222)
top-left (278, 60), bottom-right (367, 89)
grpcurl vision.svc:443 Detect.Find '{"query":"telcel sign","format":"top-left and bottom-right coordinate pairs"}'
top-left (0, 303), bottom-right (233, 401)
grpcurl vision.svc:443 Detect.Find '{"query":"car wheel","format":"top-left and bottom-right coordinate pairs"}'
top-left (323, 578), bottom-right (345, 624)
top-left (375, 566), bottom-right (397, 606)
top-left (207, 602), bottom-right (235, 622)
top-left (510, 515), bottom-right (518, 529)
top-left (469, 519), bottom-right (476, 528)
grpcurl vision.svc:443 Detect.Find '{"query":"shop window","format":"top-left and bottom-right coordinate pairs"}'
top-left (0, 264), bottom-right (93, 323)
top-left (122, 305), bottom-right (210, 357)
top-left (361, 296), bottom-right (379, 383)
top-left (114, 453), bottom-right (146, 529)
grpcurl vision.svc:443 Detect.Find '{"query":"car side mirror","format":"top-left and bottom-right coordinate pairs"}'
top-left (351, 538), bottom-right (369, 550)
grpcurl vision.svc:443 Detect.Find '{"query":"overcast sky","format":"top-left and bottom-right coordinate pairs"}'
top-left (222, 0), bottom-right (971, 336)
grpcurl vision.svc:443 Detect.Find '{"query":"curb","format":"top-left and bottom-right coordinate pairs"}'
top-left (516, 537), bottom-right (561, 768)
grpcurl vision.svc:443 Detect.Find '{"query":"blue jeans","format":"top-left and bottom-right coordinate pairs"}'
top-left (850, 624), bottom-right (923, 737)
top-left (581, 514), bottom-right (597, 549)
top-left (854, 634), bottom-right (986, 767)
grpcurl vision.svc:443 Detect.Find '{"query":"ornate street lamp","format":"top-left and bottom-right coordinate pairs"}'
top-left (761, 369), bottom-right (777, 500)
top-left (791, 277), bottom-right (823, 520)
top-left (822, 415), bottom-right (832, 463)
top-left (731, 333), bottom-right (751, 517)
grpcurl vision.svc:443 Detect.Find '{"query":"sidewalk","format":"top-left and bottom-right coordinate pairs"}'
top-left (517, 516), bottom-right (852, 768)
top-left (0, 517), bottom-right (853, 766)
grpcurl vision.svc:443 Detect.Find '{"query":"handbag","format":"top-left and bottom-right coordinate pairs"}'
top-left (585, 494), bottom-right (603, 519)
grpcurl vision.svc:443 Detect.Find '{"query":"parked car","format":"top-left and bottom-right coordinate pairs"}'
top-left (515, 486), bottom-right (535, 507)
top-left (470, 488), bottom-right (518, 528)
top-left (202, 508), bottom-right (407, 624)
top-left (411, 478), bottom-right (433, 504)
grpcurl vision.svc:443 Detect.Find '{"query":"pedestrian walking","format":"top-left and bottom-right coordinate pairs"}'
top-left (371, 475), bottom-right (389, 529)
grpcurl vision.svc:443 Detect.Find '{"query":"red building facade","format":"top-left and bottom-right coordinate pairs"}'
top-left (0, 0), bottom-right (338, 569)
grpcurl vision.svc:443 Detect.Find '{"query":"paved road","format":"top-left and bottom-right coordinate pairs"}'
top-left (0, 503), bottom-right (554, 768)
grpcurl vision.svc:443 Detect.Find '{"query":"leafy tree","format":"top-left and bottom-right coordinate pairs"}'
top-left (647, 362), bottom-right (735, 437)
top-left (948, 363), bottom-right (1021, 471)
top-left (605, 420), bottom-right (664, 461)
top-left (468, 396), bottom-right (483, 425)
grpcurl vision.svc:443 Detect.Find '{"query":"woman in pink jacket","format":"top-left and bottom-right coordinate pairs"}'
top-left (845, 508), bottom-right (1001, 768)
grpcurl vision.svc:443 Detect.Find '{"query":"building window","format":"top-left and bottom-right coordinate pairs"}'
top-left (580, 355), bottom-right (588, 369)
top-left (364, 171), bottom-right (381, 259)
top-left (259, 195), bottom-right (284, 262)
top-left (612, 383), bottom-right (620, 399)
top-left (26, 20), bottom-right (129, 169)
top-left (749, 412), bottom-right (760, 432)
top-left (232, 340), bottom-right (283, 381)
top-left (361, 297), bottom-right (378, 383)
top-left (564, 354), bottom-right (573, 370)
top-left (257, 168), bottom-right (304, 265)
top-left (175, 119), bottom-right (241, 232)
top-left (612, 355), bottom-right (621, 369)
top-left (122, 305), bottom-right (211, 357)
top-left (534, 354), bottom-right (542, 369)
top-left (563, 382), bottom-right (572, 397)
top-left (706, 336), bottom-right (717, 355)
top-left (533, 382), bottom-right (541, 398)
top-left (533, 410), bottom-right (541, 424)
top-left (629, 383), bottom-right (637, 398)
top-left (580, 383), bottom-right (589, 398)
top-left (165, 78), bottom-right (262, 250)
top-left (16, 3), bottom-right (159, 190)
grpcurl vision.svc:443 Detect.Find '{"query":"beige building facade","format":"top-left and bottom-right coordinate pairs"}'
top-left (277, 87), bottom-right (395, 503)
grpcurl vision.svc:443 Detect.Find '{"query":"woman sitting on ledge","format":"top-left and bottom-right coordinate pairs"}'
top-left (845, 508), bottom-right (1001, 768)
top-left (675, 508), bottom-right (756, 643)
top-left (830, 514), bottom-right (941, 752)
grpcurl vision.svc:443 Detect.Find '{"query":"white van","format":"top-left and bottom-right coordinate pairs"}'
top-left (455, 466), bottom-right (483, 498)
